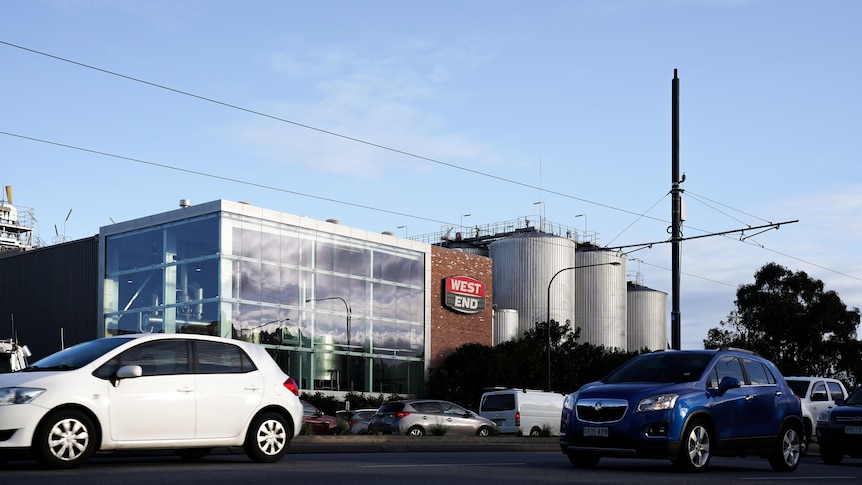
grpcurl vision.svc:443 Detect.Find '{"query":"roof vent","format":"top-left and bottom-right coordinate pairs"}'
top-left (326, 219), bottom-right (341, 225)
top-left (382, 231), bottom-right (395, 236)
top-left (179, 199), bottom-right (191, 208)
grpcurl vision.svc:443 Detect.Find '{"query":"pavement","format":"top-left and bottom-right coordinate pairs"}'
top-left (288, 435), bottom-right (560, 454)
top-left (288, 434), bottom-right (820, 455)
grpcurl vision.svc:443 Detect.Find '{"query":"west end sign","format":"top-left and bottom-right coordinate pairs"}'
top-left (443, 276), bottom-right (486, 314)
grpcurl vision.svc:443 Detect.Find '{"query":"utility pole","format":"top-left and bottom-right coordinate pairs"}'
top-left (671, 69), bottom-right (683, 350)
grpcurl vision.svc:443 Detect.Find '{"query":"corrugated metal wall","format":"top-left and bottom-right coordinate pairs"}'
top-left (0, 236), bottom-right (99, 360)
top-left (574, 248), bottom-right (628, 350)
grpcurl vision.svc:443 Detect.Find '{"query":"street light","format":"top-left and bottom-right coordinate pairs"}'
top-left (574, 214), bottom-right (587, 236)
top-left (546, 261), bottom-right (621, 391)
top-left (397, 225), bottom-right (407, 237)
top-left (305, 297), bottom-right (351, 347)
top-left (460, 213), bottom-right (471, 231)
top-left (533, 201), bottom-right (544, 230)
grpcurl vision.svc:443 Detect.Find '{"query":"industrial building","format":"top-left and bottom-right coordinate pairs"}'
top-left (1, 192), bottom-right (667, 397)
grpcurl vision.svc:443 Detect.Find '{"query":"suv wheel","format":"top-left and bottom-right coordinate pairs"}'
top-left (407, 426), bottom-right (425, 436)
top-left (768, 423), bottom-right (802, 471)
top-left (674, 419), bottom-right (711, 472)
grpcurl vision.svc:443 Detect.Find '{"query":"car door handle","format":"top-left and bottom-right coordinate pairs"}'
top-left (744, 395), bottom-right (754, 402)
top-left (177, 387), bottom-right (194, 393)
top-left (244, 385), bottom-right (261, 391)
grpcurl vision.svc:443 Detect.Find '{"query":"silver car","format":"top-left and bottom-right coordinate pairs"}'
top-left (370, 399), bottom-right (496, 436)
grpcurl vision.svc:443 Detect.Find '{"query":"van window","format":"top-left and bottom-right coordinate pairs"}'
top-left (481, 394), bottom-right (515, 412)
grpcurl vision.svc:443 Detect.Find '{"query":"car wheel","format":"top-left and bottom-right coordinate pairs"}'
top-left (567, 451), bottom-right (600, 468)
top-left (34, 409), bottom-right (98, 469)
top-left (674, 419), bottom-right (711, 472)
top-left (529, 427), bottom-right (541, 437)
top-left (476, 426), bottom-right (492, 437)
top-left (175, 448), bottom-right (212, 460)
top-left (768, 423), bottom-right (802, 472)
top-left (407, 426), bottom-right (425, 436)
top-left (243, 412), bottom-right (291, 463)
top-left (819, 443), bottom-right (843, 465)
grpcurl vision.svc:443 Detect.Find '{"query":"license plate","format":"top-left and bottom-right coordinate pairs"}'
top-left (583, 427), bottom-right (608, 437)
top-left (846, 426), bottom-right (862, 435)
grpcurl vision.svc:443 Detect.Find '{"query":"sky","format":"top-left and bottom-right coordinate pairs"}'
top-left (2, 0), bottom-right (861, 350)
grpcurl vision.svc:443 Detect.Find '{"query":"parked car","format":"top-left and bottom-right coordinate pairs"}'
top-left (785, 376), bottom-right (848, 451)
top-left (302, 400), bottom-right (338, 434)
top-left (0, 333), bottom-right (303, 469)
top-left (479, 388), bottom-right (564, 436)
top-left (370, 399), bottom-right (496, 436)
top-left (559, 348), bottom-right (803, 473)
top-left (815, 385), bottom-right (862, 464)
top-left (336, 408), bottom-right (377, 435)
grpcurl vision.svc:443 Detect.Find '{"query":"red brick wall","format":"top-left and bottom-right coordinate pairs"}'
top-left (430, 246), bottom-right (493, 368)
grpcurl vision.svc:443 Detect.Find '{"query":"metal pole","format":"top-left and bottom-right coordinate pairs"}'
top-left (671, 68), bottom-right (682, 350)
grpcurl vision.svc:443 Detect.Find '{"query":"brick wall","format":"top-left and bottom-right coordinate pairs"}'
top-left (429, 246), bottom-right (493, 368)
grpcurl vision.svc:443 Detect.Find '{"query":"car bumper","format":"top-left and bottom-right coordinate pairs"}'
top-left (0, 403), bottom-right (49, 448)
top-left (559, 410), bottom-right (680, 459)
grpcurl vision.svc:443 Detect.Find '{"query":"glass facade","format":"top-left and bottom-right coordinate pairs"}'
top-left (102, 208), bottom-right (426, 395)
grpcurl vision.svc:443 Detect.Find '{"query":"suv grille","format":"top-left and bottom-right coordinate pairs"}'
top-left (576, 398), bottom-right (628, 423)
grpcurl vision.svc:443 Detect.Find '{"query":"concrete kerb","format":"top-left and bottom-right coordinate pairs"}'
top-left (288, 435), bottom-right (560, 454)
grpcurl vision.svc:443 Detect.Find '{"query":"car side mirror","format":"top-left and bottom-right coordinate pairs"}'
top-left (717, 376), bottom-right (741, 396)
top-left (811, 391), bottom-right (828, 402)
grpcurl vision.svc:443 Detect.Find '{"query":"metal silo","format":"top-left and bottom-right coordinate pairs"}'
top-left (489, 231), bottom-right (577, 337)
top-left (493, 308), bottom-right (520, 345)
top-left (574, 247), bottom-right (627, 350)
top-left (627, 282), bottom-right (668, 352)
top-left (443, 241), bottom-right (489, 257)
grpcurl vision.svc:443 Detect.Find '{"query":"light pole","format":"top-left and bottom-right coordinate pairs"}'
top-left (305, 297), bottom-right (351, 347)
top-left (546, 261), bottom-right (620, 391)
top-left (574, 214), bottom-right (587, 237)
top-left (533, 201), bottom-right (544, 230)
top-left (397, 225), bottom-right (407, 237)
top-left (460, 214), bottom-right (471, 232)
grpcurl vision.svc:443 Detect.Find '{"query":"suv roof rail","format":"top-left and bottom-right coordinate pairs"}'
top-left (718, 346), bottom-right (758, 355)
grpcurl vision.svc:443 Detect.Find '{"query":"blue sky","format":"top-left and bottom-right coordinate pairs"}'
top-left (2, 0), bottom-right (860, 350)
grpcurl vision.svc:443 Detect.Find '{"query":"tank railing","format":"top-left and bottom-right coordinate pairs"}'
top-left (408, 216), bottom-right (597, 246)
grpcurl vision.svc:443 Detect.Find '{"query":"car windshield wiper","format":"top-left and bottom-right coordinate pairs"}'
top-left (21, 364), bottom-right (77, 372)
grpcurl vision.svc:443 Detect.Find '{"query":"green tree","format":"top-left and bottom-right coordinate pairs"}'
top-left (704, 262), bottom-right (861, 386)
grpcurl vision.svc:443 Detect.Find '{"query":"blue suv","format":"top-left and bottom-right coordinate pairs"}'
top-left (559, 348), bottom-right (803, 472)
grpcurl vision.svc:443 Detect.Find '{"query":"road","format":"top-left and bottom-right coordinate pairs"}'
top-left (1, 448), bottom-right (859, 484)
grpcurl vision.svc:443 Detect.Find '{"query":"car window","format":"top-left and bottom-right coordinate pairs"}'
top-left (710, 355), bottom-right (745, 386)
top-left (441, 402), bottom-right (468, 416)
top-left (413, 401), bottom-right (443, 414)
top-left (32, 337), bottom-right (134, 372)
top-left (481, 394), bottom-right (515, 412)
top-left (786, 379), bottom-right (810, 397)
top-left (826, 381), bottom-right (846, 401)
top-left (811, 382), bottom-right (828, 401)
top-left (94, 340), bottom-right (189, 377)
top-left (377, 403), bottom-right (404, 414)
top-left (195, 340), bottom-right (256, 374)
top-left (742, 358), bottom-right (776, 385)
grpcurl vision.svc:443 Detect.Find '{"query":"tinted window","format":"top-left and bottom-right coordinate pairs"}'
top-left (713, 355), bottom-right (745, 384)
top-left (195, 340), bottom-right (256, 374)
top-left (786, 380), bottom-right (810, 397)
top-left (827, 381), bottom-right (846, 400)
top-left (481, 394), bottom-right (516, 412)
top-left (378, 402), bottom-right (405, 413)
top-left (413, 401), bottom-right (443, 413)
top-left (742, 358), bottom-right (776, 385)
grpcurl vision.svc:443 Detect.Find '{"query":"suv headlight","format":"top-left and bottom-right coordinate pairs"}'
top-left (637, 394), bottom-right (678, 412)
top-left (0, 387), bottom-right (45, 405)
top-left (816, 410), bottom-right (831, 424)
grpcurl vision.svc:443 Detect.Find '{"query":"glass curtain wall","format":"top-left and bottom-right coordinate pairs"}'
top-left (104, 210), bottom-right (426, 395)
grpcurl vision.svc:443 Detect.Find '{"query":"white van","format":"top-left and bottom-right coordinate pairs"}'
top-left (479, 388), bottom-right (565, 436)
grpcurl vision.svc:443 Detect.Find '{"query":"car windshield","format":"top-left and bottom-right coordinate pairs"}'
top-left (24, 337), bottom-right (134, 371)
top-left (845, 387), bottom-right (862, 406)
top-left (604, 352), bottom-right (712, 384)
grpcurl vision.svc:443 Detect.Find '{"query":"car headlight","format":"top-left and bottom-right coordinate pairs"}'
top-left (563, 392), bottom-right (577, 410)
top-left (0, 387), bottom-right (45, 405)
top-left (637, 394), bottom-right (678, 412)
top-left (816, 410), bottom-right (831, 424)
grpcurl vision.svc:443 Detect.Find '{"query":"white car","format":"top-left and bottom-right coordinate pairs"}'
top-left (0, 333), bottom-right (303, 468)
top-left (785, 376), bottom-right (848, 448)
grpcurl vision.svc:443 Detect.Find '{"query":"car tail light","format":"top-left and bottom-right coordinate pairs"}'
top-left (283, 377), bottom-right (300, 396)
top-left (515, 411), bottom-right (521, 426)
top-left (395, 411), bottom-right (411, 419)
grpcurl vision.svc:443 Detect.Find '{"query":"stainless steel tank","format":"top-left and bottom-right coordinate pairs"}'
top-left (627, 282), bottom-right (668, 351)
